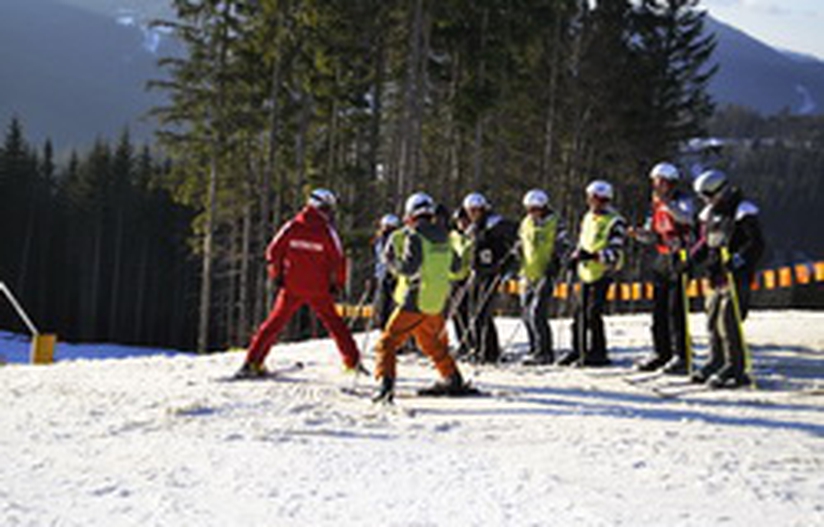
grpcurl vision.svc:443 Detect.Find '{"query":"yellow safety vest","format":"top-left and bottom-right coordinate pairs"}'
top-left (519, 214), bottom-right (559, 282)
top-left (578, 210), bottom-right (623, 283)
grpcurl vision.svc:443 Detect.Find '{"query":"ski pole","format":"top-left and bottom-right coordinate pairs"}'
top-left (678, 249), bottom-right (694, 375)
top-left (577, 279), bottom-right (588, 367)
top-left (347, 288), bottom-right (372, 330)
top-left (360, 280), bottom-right (384, 359)
top-left (459, 270), bottom-right (506, 363)
top-left (721, 246), bottom-right (756, 389)
top-left (439, 270), bottom-right (477, 341)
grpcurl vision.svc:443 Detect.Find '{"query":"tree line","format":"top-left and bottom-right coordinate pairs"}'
top-left (705, 105), bottom-right (824, 263)
top-left (151, 0), bottom-right (716, 351)
top-left (0, 118), bottom-right (200, 350)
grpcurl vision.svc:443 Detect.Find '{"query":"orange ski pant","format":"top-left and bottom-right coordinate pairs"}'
top-left (374, 308), bottom-right (457, 381)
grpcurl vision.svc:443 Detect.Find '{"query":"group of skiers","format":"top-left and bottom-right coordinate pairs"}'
top-left (236, 162), bottom-right (764, 401)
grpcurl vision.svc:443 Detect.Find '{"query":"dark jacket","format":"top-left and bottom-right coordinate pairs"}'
top-left (691, 187), bottom-right (765, 286)
top-left (467, 212), bottom-right (519, 277)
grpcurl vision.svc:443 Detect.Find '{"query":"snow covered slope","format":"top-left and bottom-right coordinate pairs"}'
top-left (1, 312), bottom-right (822, 526)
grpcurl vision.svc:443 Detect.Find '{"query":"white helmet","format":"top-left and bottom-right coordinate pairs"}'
top-left (585, 180), bottom-right (614, 200)
top-left (462, 192), bottom-right (489, 210)
top-left (522, 189), bottom-right (549, 209)
top-left (649, 162), bottom-right (680, 181)
top-left (379, 213), bottom-right (401, 229)
top-left (308, 188), bottom-right (337, 209)
top-left (693, 169), bottom-right (728, 197)
top-left (404, 192), bottom-right (435, 218)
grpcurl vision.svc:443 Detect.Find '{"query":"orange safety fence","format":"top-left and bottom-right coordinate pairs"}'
top-left (337, 261), bottom-right (824, 318)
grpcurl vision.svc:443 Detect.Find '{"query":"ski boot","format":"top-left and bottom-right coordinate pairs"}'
top-left (707, 366), bottom-right (751, 389)
top-left (581, 353), bottom-right (612, 367)
top-left (418, 372), bottom-right (477, 396)
top-left (690, 364), bottom-right (721, 384)
top-left (373, 376), bottom-right (395, 404)
top-left (555, 351), bottom-right (580, 366)
top-left (233, 361), bottom-right (269, 379)
top-left (661, 356), bottom-right (688, 375)
top-left (522, 352), bottom-right (554, 366)
top-left (635, 354), bottom-right (670, 372)
top-left (345, 361), bottom-right (371, 377)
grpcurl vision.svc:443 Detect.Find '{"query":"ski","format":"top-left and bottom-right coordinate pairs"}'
top-left (216, 361), bottom-right (305, 383)
top-left (417, 383), bottom-right (486, 397)
top-left (339, 383), bottom-right (489, 400)
top-left (650, 383), bottom-right (716, 399)
top-left (337, 386), bottom-right (417, 417)
top-left (622, 371), bottom-right (666, 384)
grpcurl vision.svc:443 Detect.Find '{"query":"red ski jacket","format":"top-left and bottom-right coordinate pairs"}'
top-left (266, 206), bottom-right (347, 297)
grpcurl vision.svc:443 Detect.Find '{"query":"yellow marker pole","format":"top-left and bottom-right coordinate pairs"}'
top-left (0, 281), bottom-right (56, 365)
top-left (720, 247), bottom-right (755, 389)
top-left (678, 250), bottom-right (693, 375)
top-left (30, 334), bottom-right (57, 365)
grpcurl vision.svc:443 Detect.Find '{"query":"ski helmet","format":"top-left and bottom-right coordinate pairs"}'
top-left (649, 162), bottom-right (680, 181)
top-left (585, 180), bottom-right (614, 200)
top-left (462, 192), bottom-right (489, 210)
top-left (379, 214), bottom-right (401, 229)
top-left (693, 169), bottom-right (728, 197)
top-left (522, 189), bottom-right (550, 209)
top-left (404, 192), bottom-right (435, 218)
top-left (308, 188), bottom-right (337, 209)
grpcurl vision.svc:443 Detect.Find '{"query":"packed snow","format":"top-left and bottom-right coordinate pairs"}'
top-left (1, 311), bottom-right (823, 526)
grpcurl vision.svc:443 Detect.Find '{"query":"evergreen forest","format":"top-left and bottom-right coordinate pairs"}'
top-left (1, 1), bottom-right (821, 352)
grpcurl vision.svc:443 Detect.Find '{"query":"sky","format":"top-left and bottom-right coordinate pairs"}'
top-left (703, 0), bottom-right (824, 60)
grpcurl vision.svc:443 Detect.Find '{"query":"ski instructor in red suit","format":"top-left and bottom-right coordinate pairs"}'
top-left (236, 188), bottom-right (362, 378)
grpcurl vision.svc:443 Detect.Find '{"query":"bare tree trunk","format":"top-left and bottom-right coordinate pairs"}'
top-left (238, 157), bottom-right (253, 344)
top-left (398, 0), bottom-right (424, 198)
top-left (368, 28), bottom-right (385, 203)
top-left (88, 222), bottom-right (103, 339)
top-left (541, 14), bottom-right (563, 189)
top-left (472, 7), bottom-right (490, 188)
top-left (258, 39), bottom-right (285, 327)
top-left (109, 206), bottom-right (125, 339)
top-left (296, 92), bottom-right (311, 191)
top-left (198, 157), bottom-right (218, 353)
top-left (134, 237), bottom-right (149, 343)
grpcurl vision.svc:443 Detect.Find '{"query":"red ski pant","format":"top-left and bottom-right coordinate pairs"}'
top-left (373, 308), bottom-right (458, 381)
top-left (246, 289), bottom-right (360, 369)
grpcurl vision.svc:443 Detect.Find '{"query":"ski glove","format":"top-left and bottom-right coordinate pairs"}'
top-left (726, 252), bottom-right (746, 272)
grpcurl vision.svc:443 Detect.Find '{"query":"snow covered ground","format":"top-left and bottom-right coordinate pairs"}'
top-left (1, 311), bottom-right (823, 526)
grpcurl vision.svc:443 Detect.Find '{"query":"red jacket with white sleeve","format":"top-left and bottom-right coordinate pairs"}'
top-left (266, 205), bottom-right (347, 297)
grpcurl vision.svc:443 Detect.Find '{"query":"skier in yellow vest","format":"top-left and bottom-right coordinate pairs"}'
top-left (558, 180), bottom-right (627, 367)
top-left (373, 192), bottom-right (473, 402)
top-left (518, 189), bottom-right (570, 365)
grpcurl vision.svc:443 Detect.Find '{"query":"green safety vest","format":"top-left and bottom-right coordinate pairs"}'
top-left (390, 228), bottom-right (410, 306)
top-left (519, 214), bottom-right (559, 282)
top-left (393, 230), bottom-right (452, 314)
top-left (578, 210), bottom-right (623, 284)
top-left (449, 230), bottom-right (472, 281)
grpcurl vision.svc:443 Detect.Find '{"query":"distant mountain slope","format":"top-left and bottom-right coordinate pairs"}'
top-left (3, 4), bottom-right (823, 150)
top-left (0, 0), bottom-right (167, 149)
top-left (706, 16), bottom-right (824, 115)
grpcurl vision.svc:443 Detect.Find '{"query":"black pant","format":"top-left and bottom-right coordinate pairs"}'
top-left (375, 276), bottom-right (397, 330)
top-left (521, 276), bottom-right (553, 359)
top-left (571, 277), bottom-right (610, 362)
top-left (650, 269), bottom-right (688, 363)
top-left (469, 273), bottom-right (500, 363)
